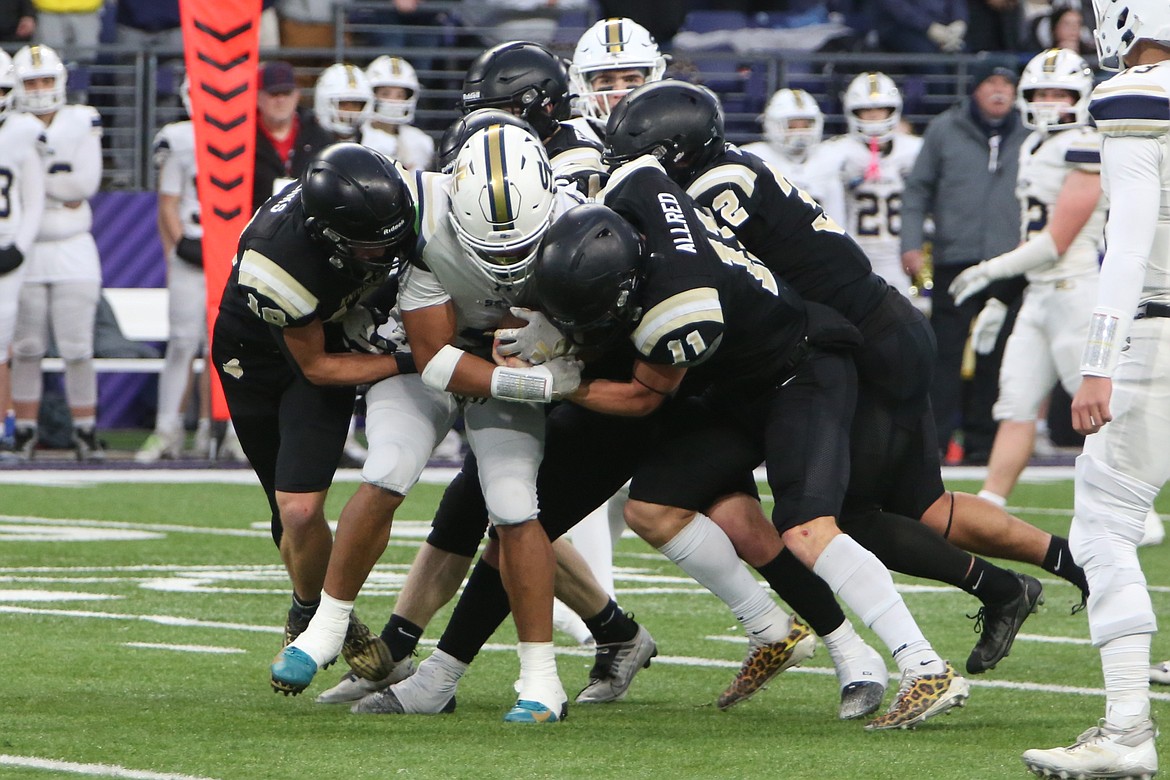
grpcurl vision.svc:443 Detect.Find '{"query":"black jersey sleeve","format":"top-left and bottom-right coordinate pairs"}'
top-left (604, 163), bottom-right (727, 367)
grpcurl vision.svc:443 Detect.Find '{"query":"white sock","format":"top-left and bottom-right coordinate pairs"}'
top-left (73, 415), bottom-right (96, 432)
top-left (290, 591), bottom-right (352, 667)
top-left (977, 489), bottom-right (1007, 508)
top-left (658, 514), bottom-right (789, 641)
top-left (813, 534), bottom-right (943, 676)
top-left (422, 648), bottom-right (469, 687)
top-left (823, 620), bottom-right (871, 684)
top-left (1102, 634), bottom-right (1152, 729)
top-left (516, 641), bottom-right (564, 708)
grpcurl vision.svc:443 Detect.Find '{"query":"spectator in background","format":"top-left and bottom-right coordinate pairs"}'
top-left (252, 60), bottom-right (333, 214)
top-left (115, 0), bottom-right (181, 52)
top-left (276, 0), bottom-right (336, 84)
top-left (459, 0), bottom-right (591, 47)
top-left (874, 0), bottom-right (967, 54)
top-left (967, 0), bottom-right (1022, 51)
top-left (901, 54), bottom-right (1028, 465)
top-left (33, 0), bottom-right (103, 61)
top-left (1, 0), bottom-right (36, 43)
top-left (1030, 1), bottom-right (1094, 55)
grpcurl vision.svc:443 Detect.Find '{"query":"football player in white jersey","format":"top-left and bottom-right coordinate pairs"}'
top-left (360, 56), bottom-right (434, 172)
top-left (0, 50), bottom-right (46, 454)
top-left (9, 44), bottom-right (104, 460)
top-left (135, 77), bottom-right (213, 463)
top-left (818, 72), bottom-right (923, 298)
top-left (1021, 4), bottom-right (1169, 776)
top-left (272, 124), bottom-right (585, 723)
top-left (313, 63), bottom-right (374, 142)
top-left (741, 87), bottom-right (838, 208)
top-left (950, 49), bottom-right (1106, 511)
top-left (565, 16), bottom-right (667, 146)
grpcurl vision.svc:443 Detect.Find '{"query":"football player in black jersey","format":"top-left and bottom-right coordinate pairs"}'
top-left (603, 80), bottom-right (1088, 676)
top-left (460, 41), bottom-right (606, 195)
top-left (531, 161), bottom-right (974, 730)
top-left (211, 143), bottom-right (418, 694)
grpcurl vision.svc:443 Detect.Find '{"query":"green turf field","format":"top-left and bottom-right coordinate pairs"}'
top-left (0, 474), bottom-right (1166, 779)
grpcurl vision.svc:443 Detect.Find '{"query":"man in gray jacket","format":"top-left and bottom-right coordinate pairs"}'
top-left (901, 54), bottom-right (1027, 465)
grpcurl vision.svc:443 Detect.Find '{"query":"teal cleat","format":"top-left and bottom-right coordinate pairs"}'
top-left (271, 647), bottom-right (319, 696)
top-left (503, 699), bottom-right (567, 724)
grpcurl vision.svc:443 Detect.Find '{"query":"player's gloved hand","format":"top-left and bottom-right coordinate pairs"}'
top-left (341, 304), bottom-right (406, 354)
top-left (0, 245), bottom-right (24, 274)
top-left (495, 307), bottom-right (576, 365)
top-left (175, 237), bottom-right (204, 268)
top-left (971, 298), bottom-right (1008, 355)
top-left (544, 355), bottom-right (583, 400)
top-left (949, 262), bottom-right (995, 306)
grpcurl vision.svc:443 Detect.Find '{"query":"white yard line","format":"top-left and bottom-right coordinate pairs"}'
top-left (124, 642), bottom-right (245, 654)
top-left (0, 755), bottom-right (221, 780)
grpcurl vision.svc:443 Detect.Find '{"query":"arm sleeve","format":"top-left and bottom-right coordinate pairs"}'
top-left (45, 114), bottom-right (103, 202)
top-left (14, 151), bottom-right (45, 254)
top-left (1085, 133), bottom-right (1164, 376)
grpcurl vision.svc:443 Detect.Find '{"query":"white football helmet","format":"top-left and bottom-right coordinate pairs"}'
top-left (313, 63), bottom-right (374, 138)
top-left (0, 50), bottom-right (14, 119)
top-left (570, 17), bottom-right (667, 119)
top-left (1092, 0), bottom-right (1170, 71)
top-left (1017, 48), bottom-right (1094, 131)
top-left (13, 44), bottom-right (67, 115)
top-left (365, 55), bottom-right (420, 125)
top-left (448, 124), bottom-right (556, 287)
top-left (842, 72), bottom-right (902, 144)
top-left (761, 88), bottom-right (824, 157)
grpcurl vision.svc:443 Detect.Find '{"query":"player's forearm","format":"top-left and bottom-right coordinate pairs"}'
top-left (298, 351), bottom-right (405, 386)
top-left (567, 378), bottom-right (665, 417)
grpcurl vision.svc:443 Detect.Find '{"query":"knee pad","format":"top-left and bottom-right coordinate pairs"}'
top-left (1074, 454), bottom-right (1156, 548)
top-left (361, 440), bottom-right (425, 496)
top-left (483, 474), bottom-right (538, 527)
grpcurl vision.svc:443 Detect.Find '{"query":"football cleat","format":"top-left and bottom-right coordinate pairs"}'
top-left (316, 655), bottom-right (416, 704)
top-left (1151, 661), bottom-right (1170, 686)
top-left (837, 642), bottom-right (889, 720)
top-left (341, 612), bottom-right (394, 681)
top-left (717, 616), bottom-right (816, 710)
top-left (73, 427), bottom-right (106, 462)
top-left (575, 624), bottom-right (657, 703)
top-left (864, 662), bottom-right (970, 730)
top-left (351, 653), bottom-right (459, 715)
top-left (283, 605), bottom-right (312, 648)
top-left (10, 427), bottom-right (36, 460)
top-left (270, 646), bottom-right (320, 696)
top-left (135, 430), bottom-right (183, 463)
top-left (966, 572), bottom-right (1044, 674)
top-left (1022, 719), bottom-right (1158, 779)
top-left (504, 699), bottom-right (567, 724)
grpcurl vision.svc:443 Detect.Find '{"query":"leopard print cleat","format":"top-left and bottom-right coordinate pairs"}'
top-left (341, 612), bottom-right (394, 682)
top-left (717, 617), bottom-right (816, 710)
top-left (864, 661), bottom-right (970, 731)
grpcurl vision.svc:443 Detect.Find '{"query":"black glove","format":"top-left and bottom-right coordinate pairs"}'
top-left (175, 237), bottom-right (204, 268)
top-left (0, 245), bottom-right (24, 275)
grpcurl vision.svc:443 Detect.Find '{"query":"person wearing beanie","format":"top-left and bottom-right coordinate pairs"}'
top-left (901, 52), bottom-right (1029, 466)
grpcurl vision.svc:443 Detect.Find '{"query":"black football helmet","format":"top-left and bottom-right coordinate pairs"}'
top-left (603, 80), bottom-right (725, 184)
top-left (460, 41), bottom-right (571, 139)
top-left (533, 203), bottom-right (646, 349)
top-left (301, 143), bottom-right (417, 277)
top-left (437, 108), bottom-right (535, 174)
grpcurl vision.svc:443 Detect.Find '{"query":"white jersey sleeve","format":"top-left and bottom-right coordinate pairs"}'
top-left (0, 112), bottom-right (47, 253)
top-left (1081, 61), bottom-right (1170, 375)
top-left (38, 104), bottom-right (103, 241)
top-left (154, 121), bottom-right (201, 239)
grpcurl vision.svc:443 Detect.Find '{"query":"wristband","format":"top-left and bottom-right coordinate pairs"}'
top-left (395, 352), bottom-right (417, 375)
top-left (1080, 308), bottom-right (1125, 376)
top-left (490, 364), bottom-right (553, 402)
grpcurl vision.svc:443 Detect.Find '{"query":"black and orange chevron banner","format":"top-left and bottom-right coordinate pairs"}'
top-left (179, 0), bottom-right (261, 420)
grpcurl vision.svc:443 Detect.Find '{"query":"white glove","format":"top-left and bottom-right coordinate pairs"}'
top-left (544, 355), bottom-right (583, 400)
top-left (495, 307), bottom-right (575, 365)
top-left (971, 298), bottom-right (1008, 355)
top-left (942, 19), bottom-right (966, 52)
top-left (340, 304), bottom-right (407, 354)
top-left (927, 22), bottom-right (952, 48)
top-left (949, 262), bottom-right (994, 306)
